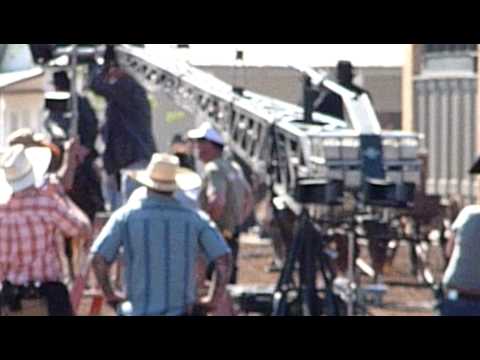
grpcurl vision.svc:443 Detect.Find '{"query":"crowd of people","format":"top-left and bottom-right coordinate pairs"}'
top-left (0, 56), bottom-right (255, 316)
top-left (0, 57), bottom-right (479, 317)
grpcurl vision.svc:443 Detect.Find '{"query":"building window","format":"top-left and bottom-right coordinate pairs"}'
top-left (424, 44), bottom-right (477, 54)
top-left (422, 44), bottom-right (478, 74)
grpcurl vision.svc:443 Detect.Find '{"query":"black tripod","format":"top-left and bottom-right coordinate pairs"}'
top-left (269, 75), bottom-right (345, 316)
top-left (271, 205), bottom-right (341, 316)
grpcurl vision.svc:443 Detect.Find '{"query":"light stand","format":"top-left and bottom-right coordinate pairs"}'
top-left (346, 222), bottom-right (356, 316)
top-left (69, 45), bottom-right (79, 137)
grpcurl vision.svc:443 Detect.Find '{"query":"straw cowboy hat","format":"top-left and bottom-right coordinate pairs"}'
top-left (128, 153), bottom-right (201, 193)
top-left (0, 144), bottom-right (52, 204)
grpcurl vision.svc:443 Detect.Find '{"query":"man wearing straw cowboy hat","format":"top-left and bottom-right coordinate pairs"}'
top-left (0, 144), bottom-right (92, 316)
top-left (91, 153), bottom-right (232, 316)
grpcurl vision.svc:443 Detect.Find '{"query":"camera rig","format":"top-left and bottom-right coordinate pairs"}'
top-left (113, 45), bottom-right (422, 207)
top-left (31, 44), bottom-right (427, 315)
top-left (110, 45), bottom-right (425, 315)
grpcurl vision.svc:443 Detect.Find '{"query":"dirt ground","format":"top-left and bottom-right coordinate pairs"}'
top-left (236, 233), bottom-right (445, 316)
top-left (79, 230), bottom-right (445, 316)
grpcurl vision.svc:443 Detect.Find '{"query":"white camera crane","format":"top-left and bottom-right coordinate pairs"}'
top-left (114, 45), bottom-right (424, 316)
top-left (115, 45), bottom-right (422, 211)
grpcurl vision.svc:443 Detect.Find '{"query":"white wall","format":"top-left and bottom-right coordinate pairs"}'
top-left (0, 95), bottom-right (5, 148)
top-left (0, 44), bottom-right (35, 73)
top-left (0, 92), bottom-right (44, 149)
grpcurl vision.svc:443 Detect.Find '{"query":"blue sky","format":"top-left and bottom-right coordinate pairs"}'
top-left (146, 44), bottom-right (408, 67)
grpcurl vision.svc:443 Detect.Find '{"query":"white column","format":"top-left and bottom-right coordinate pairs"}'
top-left (0, 95), bottom-right (5, 148)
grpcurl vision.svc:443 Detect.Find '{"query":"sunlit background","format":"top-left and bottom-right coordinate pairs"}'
top-left (145, 44), bottom-right (408, 67)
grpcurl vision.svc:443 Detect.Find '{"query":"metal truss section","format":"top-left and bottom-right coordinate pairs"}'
top-left (116, 45), bottom-right (423, 206)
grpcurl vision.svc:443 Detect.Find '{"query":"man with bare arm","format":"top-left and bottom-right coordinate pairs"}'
top-left (91, 153), bottom-right (232, 316)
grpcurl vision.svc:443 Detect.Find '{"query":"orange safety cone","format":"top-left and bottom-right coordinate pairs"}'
top-left (89, 294), bottom-right (105, 316)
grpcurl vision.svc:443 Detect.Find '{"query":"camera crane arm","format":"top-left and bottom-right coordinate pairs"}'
top-left (114, 45), bottom-right (422, 210)
top-left (290, 64), bottom-right (382, 135)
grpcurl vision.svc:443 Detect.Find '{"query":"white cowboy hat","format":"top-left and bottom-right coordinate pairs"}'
top-left (187, 122), bottom-right (225, 146)
top-left (0, 144), bottom-right (52, 204)
top-left (7, 128), bottom-right (49, 147)
top-left (128, 153), bottom-right (202, 193)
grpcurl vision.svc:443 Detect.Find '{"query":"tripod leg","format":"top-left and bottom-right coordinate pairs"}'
top-left (299, 217), bottom-right (319, 316)
top-left (439, 220), bottom-right (449, 270)
top-left (317, 247), bottom-right (341, 316)
top-left (270, 205), bottom-right (295, 271)
top-left (409, 239), bottom-right (419, 277)
top-left (414, 229), bottom-right (435, 287)
top-left (272, 210), bottom-right (304, 316)
top-left (346, 231), bottom-right (356, 316)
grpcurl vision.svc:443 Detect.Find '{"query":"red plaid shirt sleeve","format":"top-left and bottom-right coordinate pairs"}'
top-left (49, 194), bottom-right (92, 239)
top-left (0, 185), bottom-right (92, 285)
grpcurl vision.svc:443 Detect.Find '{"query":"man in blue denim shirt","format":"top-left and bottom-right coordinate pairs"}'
top-left (91, 153), bottom-right (232, 316)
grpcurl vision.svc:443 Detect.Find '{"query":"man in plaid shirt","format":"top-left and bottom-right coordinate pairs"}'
top-left (0, 144), bottom-right (92, 316)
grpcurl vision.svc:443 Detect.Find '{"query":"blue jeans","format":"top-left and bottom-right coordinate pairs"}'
top-left (439, 298), bottom-right (480, 316)
top-left (102, 173), bottom-right (122, 212)
top-left (121, 160), bottom-right (149, 205)
top-left (102, 160), bottom-right (149, 212)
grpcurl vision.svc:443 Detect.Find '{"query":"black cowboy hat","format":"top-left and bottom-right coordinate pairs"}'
top-left (470, 156), bottom-right (480, 174)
